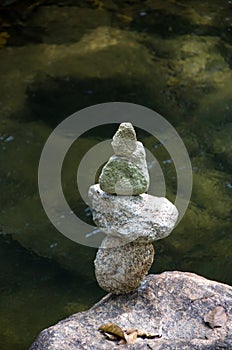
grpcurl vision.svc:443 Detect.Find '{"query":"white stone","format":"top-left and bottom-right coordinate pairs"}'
top-left (88, 184), bottom-right (179, 243)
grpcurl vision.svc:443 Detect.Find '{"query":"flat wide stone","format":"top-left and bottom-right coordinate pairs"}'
top-left (88, 184), bottom-right (178, 242)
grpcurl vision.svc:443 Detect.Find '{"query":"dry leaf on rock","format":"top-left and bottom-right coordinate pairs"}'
top-left (204, 306), bottom-right (227, 328)
top-left (98, 323), bottom-right (125, 339)
top-left (98, 322), bottom-right (162, 345)
top-left (124, 329), bottom-right (138, 344)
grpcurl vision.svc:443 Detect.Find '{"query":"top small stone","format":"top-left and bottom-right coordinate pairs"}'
top-left (111, 122), bottom-right (137, 157)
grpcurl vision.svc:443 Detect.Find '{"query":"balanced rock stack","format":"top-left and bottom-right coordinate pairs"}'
top-left (88, 122), bottom-right (178, 294)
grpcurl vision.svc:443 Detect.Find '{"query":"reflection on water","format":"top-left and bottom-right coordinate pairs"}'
top-left (0, 0), bottom-right (231, 348)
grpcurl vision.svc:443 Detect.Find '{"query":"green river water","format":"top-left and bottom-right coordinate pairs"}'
top-left (0, 0), bottom-right (231, 349)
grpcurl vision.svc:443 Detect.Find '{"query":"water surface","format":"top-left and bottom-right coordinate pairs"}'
top-left (0, 0), bottom-right (231, 348)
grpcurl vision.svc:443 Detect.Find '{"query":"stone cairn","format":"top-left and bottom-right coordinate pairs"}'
top-left (88, 122), bottom-right (178, 295)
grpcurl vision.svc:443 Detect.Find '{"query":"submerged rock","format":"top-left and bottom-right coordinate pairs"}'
top-left (88, 184), bottom-right (178, 242)
top-left (29, 271), bottom-right (232, 350)
top-left (210, 123), bottom-right (232, 170)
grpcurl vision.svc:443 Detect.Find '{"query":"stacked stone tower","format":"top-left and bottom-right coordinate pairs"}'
top-left (88, 123), bottom-right (178, 294)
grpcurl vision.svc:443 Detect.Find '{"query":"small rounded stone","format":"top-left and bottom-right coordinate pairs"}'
top-left (111, 122), bottom-right (137, 157)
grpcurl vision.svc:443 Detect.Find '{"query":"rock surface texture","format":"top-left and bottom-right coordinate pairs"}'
top-left (29, 271), bottom-right (232, 350)
top-left (90, 122), bottom-right (179, 294)
top-left (111, 122), bottom-right (137, 156)
top-left (94, 236), bottom-right (155, 294)
top-left (99, 124), bottom-right (150, 195)
top-left (88, 184), bottom-right (178, 242)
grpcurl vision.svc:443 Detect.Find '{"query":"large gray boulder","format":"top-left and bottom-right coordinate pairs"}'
top-left (30, 271), bottom-right (232, 350)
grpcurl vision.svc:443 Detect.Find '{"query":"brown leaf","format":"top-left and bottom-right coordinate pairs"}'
top-left (124, 330), bottom-right (138, 344)
top-left (126, 328), bottom-right (138, 334)
top-left (99, 323), bottom-right (162, 344)
top-left (98, 322), bottom-right (125, 339)
top-left (204, 306), bottom-right (227, 328)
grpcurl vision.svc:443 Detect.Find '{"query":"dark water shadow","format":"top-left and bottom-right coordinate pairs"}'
top-left (12, 76), bottom-right (162, 127)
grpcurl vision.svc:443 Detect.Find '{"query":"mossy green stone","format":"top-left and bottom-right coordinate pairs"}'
top-left (99, 157), bottom-right (149, 195)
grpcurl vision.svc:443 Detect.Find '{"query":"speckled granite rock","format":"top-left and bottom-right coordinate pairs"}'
top-left (99, 123), bottom-right (149, 195)
top-left (29, 271), bottom-right (232, 350)
top-left (94, 236), bottom-right (154, 294)
top-left (88, 184), bottom-right (178, 243)
top-left (111, 122), bottom-right (137, 156)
